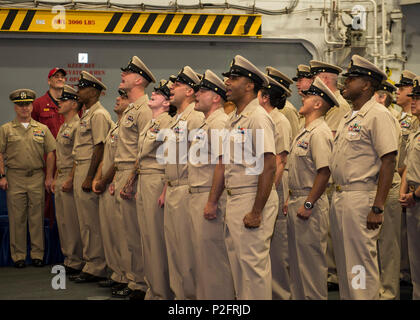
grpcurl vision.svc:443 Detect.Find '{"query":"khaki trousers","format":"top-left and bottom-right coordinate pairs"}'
top-left (288, 193), bottom-right (329, 300)
top-left (137, 173), bottom-right (173, 300)
top-left (378, 182), bottom-right (401, 300)
top-left (224, 189), bottom-right (278, 300)
top-left (407, 201), bottom-right (420, 299)
top-left (73, 162), bottom-right (107, 277)
top-left (6, 169), bottom-right (44, 262)
top-left (54, 169), bottom-right (83, 270)
top-left (98, 186), bottom-right (129, 284)
top-left (114, 169), bottom-right (146, 291)
top-left (400, 208), bottom-right (411, 282)
top-left (164, 184), bottom-right (197, 300)
top-left (189, 190), bottom-right (235, 300)
top-left (270, 176), bottom-right (291, 300)
top-left (326, 184), bottom-right (338, 284)
top-left (330, 190), bottom-right (381, 300)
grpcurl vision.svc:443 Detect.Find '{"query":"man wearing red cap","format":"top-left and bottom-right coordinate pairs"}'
top-left (32, 68), bottom-right (66, 225)
top-left (32, 68), bottom-right (66, 138)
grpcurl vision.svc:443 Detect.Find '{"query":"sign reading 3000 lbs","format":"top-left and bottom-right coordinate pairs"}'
top-left (0, 8), bottom-right (262, 37)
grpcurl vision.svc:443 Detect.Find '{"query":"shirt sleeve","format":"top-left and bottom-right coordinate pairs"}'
top-left (371, 111), bottom-right (399, 158)
top-left (136, 105), bottom-right (153, 134)
top-left (44, 127), bottom-right (56, 154)
top-left (311, 127), bottom-right (333, 170)
top-left (0, 126), bottom-right (6, 154)
top-left (251, 112), bottom-right (276, 155)
top-left (31, 99), bottom-right (40, 122)
top-left (91, 112), bottom-right (112, 146)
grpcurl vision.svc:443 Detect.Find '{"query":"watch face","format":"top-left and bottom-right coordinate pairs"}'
top-left (304, 202), bottom-right (312, 209)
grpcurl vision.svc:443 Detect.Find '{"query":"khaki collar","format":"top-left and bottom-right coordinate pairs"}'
top-left (82, 101), bottom-right (102, 119)
top-left (304, 117), bottom-right (324, 132)
top-left (235, 98), bottom-right (259, 119)
top-left (345, 96), bottom-right (376, 121)
top-left (12, 118), bottom-right (38, 128)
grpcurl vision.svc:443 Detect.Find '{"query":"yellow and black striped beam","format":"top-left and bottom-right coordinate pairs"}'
top-left (0, 8), bottom-right (262, 37)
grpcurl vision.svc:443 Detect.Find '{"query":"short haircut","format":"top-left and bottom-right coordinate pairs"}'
top-left (260, 87), bottom-right (287, 109)
top-left (376, 90), bottom-right (393, 107)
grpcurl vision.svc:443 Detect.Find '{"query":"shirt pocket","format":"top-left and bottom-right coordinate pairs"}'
top-left (345, 131), bottom-right (362, 142)
top-left (33, 135), bottom-right (45, 144)
top-left (7, 134), bottom-right (21, 143)
top-left (79, 121), bottom-right (91, 135)
top-left (296, 146), bottom-right (309, 157)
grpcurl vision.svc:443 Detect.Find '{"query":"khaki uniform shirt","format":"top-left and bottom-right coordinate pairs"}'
top-left (165, 103), bottom-right (204, 182)
top-left (324, 90), bottom-right (351, 132)
top-left (188, 108), bottom-right (229, 188)
top-left (389, 107), bottom-right (401, 121)
top-left (137, 112), bottom-right (173, 173)
top-left (224, 98), bottom-right (276, 189)
top-left (56, 114), bottom-right (79, 170)
top-left (398, 111), bottom-right (419, 169)
top-left (405, 128), bottom-right (420, 186)
top-left (102, 123), bottom-right (120, 174)
top-left (0, 118), bottom-right (56, 170)
top-left (72, 101), bottom-right (114, 161)
top-left (114, 95), bottom-right (152, 165)
top-left (280, 100), bottom-right (300, 139)
top-left (270, 108), bottom-right (292, 155)
top-left (288, 117), bottom-right (333, 190)
top-left (331, 97), bottom-right (399, 186)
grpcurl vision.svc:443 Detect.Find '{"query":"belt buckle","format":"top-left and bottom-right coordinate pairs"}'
top-left (58, 169), bottom-right (62, 174)
top-left (188, 188), bottom-right (192, 194)
top-left (335, 185), bottom-right (342, 192)
top-left (26, 170), bottom-right (33, 177)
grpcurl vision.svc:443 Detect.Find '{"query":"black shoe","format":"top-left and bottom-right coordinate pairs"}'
top-left (112, 286), bottom-right (132, 298)
top-left (327, 282), bottom-right (339, 291)
top-left (128, 289), bottom-right (146, 300)
top-left (14, 260), bottom-right (26, 268)
top-left (68, 273), bottom-right (81, 281)
top-left (32, 259), bottom-right (44, 267)
top-left (111, 282), bottom-right (127, 292)
top-left (65, 266), bottom-right (82, 276)
top-left (98, 279), bottom-right (117, 288)
top-left (74, 272), bottom-right (106, 283)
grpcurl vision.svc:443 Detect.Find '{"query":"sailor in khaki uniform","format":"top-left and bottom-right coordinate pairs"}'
top-left (395, 70), bottom-right (418, 285)
top-left (258, 74), bottom-right (292, 300)
top-left (293, 65), bottom-right (313, 128)
top-left (286, 78), bottom-right (337, 300)
top-left (188, 70), bottom-right (234, 300)
top-left (309, 60), bottom-right (352, 290)
top-left (400, 76), bottom-right (420, 299)
top-left (92, 89), bottom-right (131, 294)
top-left (205, 55), bottom-right (278, 299)
top-left (53, 85), bottom-right (83, 275)
top-left (266, 67), bottom-right (300, 139)
top-left (112, 56), bottom-right (154, 299)
top-left (330, 55), bottom-right (399, 300)
top-left (0, 89), bottom-right (55, 268)
top-left (309, 61), bottom-right (351, 136)
top-left (162, 66), bottom-right (204, 299)
top-left (373, 81), bottom-right (403, 299)
top-left (121, 80), bottom-right (174, 300)
top-left (72, 71), bottom-right (114, 283)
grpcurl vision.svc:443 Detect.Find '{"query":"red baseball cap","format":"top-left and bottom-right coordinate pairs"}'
top-left (48, 67), bottom-right (67, 78)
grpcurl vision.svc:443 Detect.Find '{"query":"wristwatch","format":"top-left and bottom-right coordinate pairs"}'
top-left (371, 206), bottom-right (384, 214)
top-left (413, 191), bottom-right (420, 203)
top-left (0, 174), bottom-right (6, 179)
top-left (304, 201), bottom-right (314, 210)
